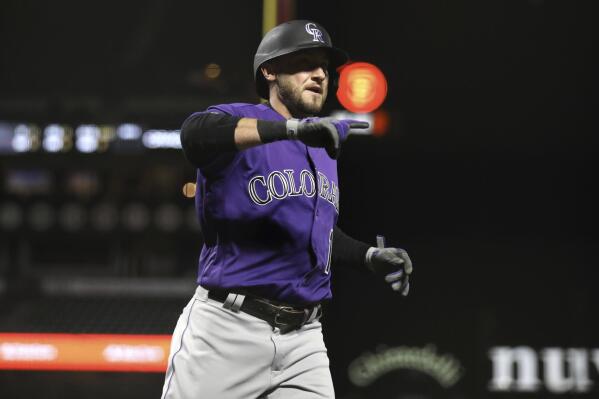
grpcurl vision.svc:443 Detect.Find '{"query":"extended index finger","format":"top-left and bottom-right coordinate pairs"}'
top-left (348, 121), bottom-right (370, 129)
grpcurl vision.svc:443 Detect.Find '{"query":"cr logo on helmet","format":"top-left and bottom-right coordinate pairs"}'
top-left (305, 23), bottom-right (324, 43)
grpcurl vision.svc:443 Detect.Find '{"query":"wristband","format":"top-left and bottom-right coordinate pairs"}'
top-left (285, 119), bottom-right (300, 140)
top-left (256, 120), bottom-right (287, 143)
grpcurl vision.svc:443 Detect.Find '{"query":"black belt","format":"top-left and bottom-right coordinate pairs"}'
top-left (207, 289), bottom-right (322, 334)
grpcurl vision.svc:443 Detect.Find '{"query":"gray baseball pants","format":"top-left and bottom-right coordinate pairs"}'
top-left (161, 285), bottom-right (334, 399)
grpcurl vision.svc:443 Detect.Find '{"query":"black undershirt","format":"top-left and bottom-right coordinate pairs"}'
top-left (332, 226), bottom-right (370, 271)
top-left (179, 111), bottom-right (239, 168)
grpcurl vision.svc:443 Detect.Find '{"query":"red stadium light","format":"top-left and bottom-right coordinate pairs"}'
top-left (336, 62), bottom-right (388, 113)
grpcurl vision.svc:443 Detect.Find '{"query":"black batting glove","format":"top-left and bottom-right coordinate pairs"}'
top-left (286, 118), bottom-right (369, 159)
top-left (365, 247), bottom-right (413, 296)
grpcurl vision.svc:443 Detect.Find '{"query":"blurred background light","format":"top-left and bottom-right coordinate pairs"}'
top-left (154, 204), bottom-right (182, 232)
top-left (28, 202), bottom-right (55, 231)
top-left (42, 124), bottom-right (70, 153)
top-left (182, 182), bottom-right (196, 198)
top-left (372, 109), bottom-right (390, 137)
top-left (337, 62), bottom-right (388, 113)
top-left (0, 122), bottom-right (188, 153)
top-left (90, 203), bottom-right (118, 231)
top-left (59, 203), bottom-right (86, 232)
top-left (12, 124), bottom-right (33, 152)
top-left (117, 124), bottom-right (143, 140)
top-left (204, 63), bottom-right (222, 80)
top-left (0, 202), bottom-right (23, 230)
top-left (122, 203), bottom-right (150, 231)
top-left (141, 130), bottom-right (181, 149)
top-left (98, 125), bottom-right (116, 152)
top-left (0, 122), bottom-right (40, 154)
top-left (5, 169), bottom-right (53, 196)
top-left (75, 125), bottom-right (101, 153)
top-left (65, 171), bottom-right (100, 199)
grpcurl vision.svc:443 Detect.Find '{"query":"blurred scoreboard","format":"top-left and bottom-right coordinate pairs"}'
top-left (0, 119), bottom-right (199, 259)
top-left (0, 121), bottom-right (181, 155)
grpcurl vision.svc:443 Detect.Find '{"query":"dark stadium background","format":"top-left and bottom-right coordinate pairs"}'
top-left (0, 0), bottom-right (595, 398)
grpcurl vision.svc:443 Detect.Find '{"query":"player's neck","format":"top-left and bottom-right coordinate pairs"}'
top-left (267, 95), bottom-right (293, 120)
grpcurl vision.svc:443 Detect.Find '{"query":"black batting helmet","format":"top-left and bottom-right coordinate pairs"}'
top-left (253, 20), bottom-right (349, 99)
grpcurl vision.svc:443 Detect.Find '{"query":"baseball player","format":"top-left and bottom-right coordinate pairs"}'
top-left (161, 20), bottom-right (413, 399)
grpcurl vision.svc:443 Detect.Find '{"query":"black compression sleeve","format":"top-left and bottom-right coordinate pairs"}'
top-left (256, 120), bottom-right (287, 143)
top-left (180, 112), bottom-right (240, 168)
top-left (331, 226), bottom-right (371, 271)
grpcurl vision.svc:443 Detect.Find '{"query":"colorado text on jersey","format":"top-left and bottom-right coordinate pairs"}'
top-left (247, 168), bottom-right (339, 212)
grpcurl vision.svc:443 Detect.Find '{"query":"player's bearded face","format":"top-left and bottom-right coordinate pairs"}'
top-left (273, 50), bottom-right (330, 117)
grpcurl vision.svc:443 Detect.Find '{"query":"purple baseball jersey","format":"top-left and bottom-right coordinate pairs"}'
top-left (192, 103), bottom-right (339, 305)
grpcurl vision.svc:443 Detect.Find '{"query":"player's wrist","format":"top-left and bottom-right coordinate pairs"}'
top-left (285, 119), bottom-right (300, 140)
top-left (256, 120), bottom-right (288, 143)
top-left (365, 247), bottom-right (377, 269)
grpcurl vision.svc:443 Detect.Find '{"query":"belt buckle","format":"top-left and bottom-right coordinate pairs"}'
top-left (273, 306), bottom-right (296, 325)
top-left (273, 310), bottom-right (291, 333)
top-left (273, 311), bottom-right (285, 329)
top-left (275, 309), bottom-right (311, 334)
top-left (273, 305), bottom-right (308, 333)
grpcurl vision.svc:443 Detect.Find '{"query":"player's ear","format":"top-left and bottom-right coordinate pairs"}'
top-left (261, 64), bottom-right (276, 82)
